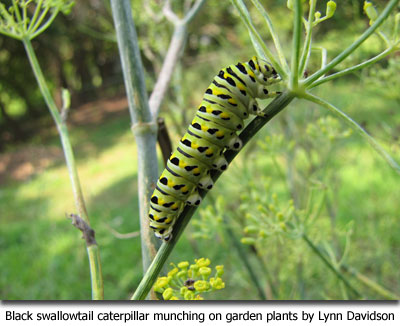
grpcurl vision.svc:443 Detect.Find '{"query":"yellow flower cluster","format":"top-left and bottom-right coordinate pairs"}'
top-left (153, 258), bottom-right (225, 300)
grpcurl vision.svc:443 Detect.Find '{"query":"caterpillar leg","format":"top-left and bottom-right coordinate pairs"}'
top-left (198, 173), bottom-right (214, 190)
top-left (186, 188), bottom-right (202, 206)
top-left (154, 226), bottom-right (173, 241)
top-left (227, 135), bottom-right (243, 150)
top-left (212, 155), bottom-right (229, 171)
top-left (250, 92), bottom-right (283, 118)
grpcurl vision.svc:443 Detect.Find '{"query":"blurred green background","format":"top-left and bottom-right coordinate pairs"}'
top-left (0, 0), bottom-right (399, 300)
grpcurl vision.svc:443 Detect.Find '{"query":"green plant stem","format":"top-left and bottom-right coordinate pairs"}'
top-left (301, 92), bottom-right (400, 174)
top-left (131, 90), bottom-right (295, 300)
top-left (27, 0), bottom-right (44, 33)
top-left (222, 216), bottom-right (267, 300)
top-left (310, 46), bottom-right (398, 88)
top-left (231, 0), bottom-right (287, 79)
top-left (291, 0), bottom-right (303, 88)
top-left (30, 9), bottom-right (59, 39)
top-left (299, 0), bottom-right (317, 76)
top-left (29, 5), bottom-right (50, 35)
top-left (250, 0), bottom-right (289, 73)
top-left (302, 234), bottom-right (362, 299)
top-left (110, 0), bottom-right (160, 275)
top-left (304, 0), bottom-right (400, 87)
top-left (87, 245), bottom-right (104, 300)
top-left (23, 37), bottom-right (104, 300)
top-left (341, 265), bottom-right (400, 300)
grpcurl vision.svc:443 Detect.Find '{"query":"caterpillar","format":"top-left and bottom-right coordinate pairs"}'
top-left (148, 56), bottom-right (281, 241)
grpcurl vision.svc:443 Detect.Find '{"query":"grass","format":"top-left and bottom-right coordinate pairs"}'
top-left (0, 75), bottom-right (399, 299)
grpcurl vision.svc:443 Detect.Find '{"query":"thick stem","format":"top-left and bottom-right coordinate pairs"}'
top-left (110, 0), bottom-right (160, 274)
top-left (23, 38), bottom-right (104, 300)
top-left (131, 91), bottom-right (295, 300)
top-left (290, 0), bottom-right (303, 88)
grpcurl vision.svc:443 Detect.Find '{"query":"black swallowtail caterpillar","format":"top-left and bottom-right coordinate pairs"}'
top-left (149, 56), bottom-right (281, 241)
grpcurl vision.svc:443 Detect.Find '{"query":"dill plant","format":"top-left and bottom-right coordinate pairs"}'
top-left (133, 0), bottom-right (400, 300)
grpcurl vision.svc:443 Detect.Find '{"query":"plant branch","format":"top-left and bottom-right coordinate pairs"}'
top-left (23, 37), bottom-right (104, 300)
top-left (299, 0), bottom-right (317, 76)
top-left (182, 0), bottom-right (206, 24)
top-left (110, 0), bottom-right (160, 275)
top-left (310, 46), bottom-right (398, 88)
top-left (149, 0), bottom-right (205, 118)
top-left (291, 0), bottom-right (303, 88)
top-left (304, 0), bottom-right (400, 87)
top-left (302, 233), bottom-right (362, 299)
top-left (131, 90), bottom-right (295, 300)
top-left (27, 0), bottom-right (44, 32)
top-left (301, 92), bottom-right (400, 175)
top-left (30, 9), bottom-right (59, 39)
top-left (341, 265), bottom-right (400, 300)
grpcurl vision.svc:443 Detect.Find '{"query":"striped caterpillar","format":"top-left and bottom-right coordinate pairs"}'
top-left (148, 56), bottom-right (281, 241)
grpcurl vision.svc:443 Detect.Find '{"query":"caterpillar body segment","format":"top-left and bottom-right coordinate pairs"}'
top-left (149, 56), bottom-right (280, 241)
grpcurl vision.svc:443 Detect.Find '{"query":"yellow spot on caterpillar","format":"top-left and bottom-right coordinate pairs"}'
top-left (205, 148), bottom-right (213, 155)
top-left (193, 167), bottom-right (201, 174)
top-left (191, 142), bottom-right (199, 149)
top-left (165, 217), bottom-right (173, 224)
top-left (181, 186), bottom-right (189, 193)
top-left (216, 131), bottom-right (224, 137)
top-left (237, 83), bottom-right (246, 91)
top-left (248, 70), bottom-right (255, 78)
top-left (220, 112), bottom-right (230, 119)
top-left (201, 125), bottom-right (208, 132)
top-left (158, 198), bottom-right (165, 205)
top-left (179, 161), bottom-right (186, 168)
top-left (228, 98), bottom-right (237, 105)
top-left (171, 203), bottom-right (179, 210)
top-left (167, 179), bottom-right (175, 187)
top-left (206, 106), bottom-right (213, 114)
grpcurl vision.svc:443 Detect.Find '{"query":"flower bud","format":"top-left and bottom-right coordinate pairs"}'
top-left (244, 225), bottom-right (259, 234)
top-left (200, 266), bottom-right (212, 278)
top-left (194, 280), bottom-right (210, 292)
top-left (215, 265), bottom-right (224, 277)
top-left (363, 1), bottom-right (378, 23)
top-left (241, 237), bottom-right (256, 245)
top-left (178, 261), bottom-right (189, 269)
top-left (162, 287), bottom-right (174, 300)
top-left (168, 267), bottom-right (179, 277)
top-left (184, 291), bottom-right (195, 300)
top-left (326, 1), bottom-right (336, 18)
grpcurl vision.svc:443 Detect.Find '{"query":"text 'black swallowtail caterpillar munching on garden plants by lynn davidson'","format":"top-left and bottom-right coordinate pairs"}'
top-left (149, 56), bottom-right (282, 241)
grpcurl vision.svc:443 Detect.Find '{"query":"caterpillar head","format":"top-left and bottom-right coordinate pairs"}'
top-left (258, 58), bottom-right (279, 80)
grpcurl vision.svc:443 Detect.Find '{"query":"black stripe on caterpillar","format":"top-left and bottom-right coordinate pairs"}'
top-left (148, 56), bottom-right (281, 241)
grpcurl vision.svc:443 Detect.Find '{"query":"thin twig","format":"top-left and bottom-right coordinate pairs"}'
top-left (23, 37), bottom-right (104, 300)
top-left (301, 92), bottom-right (400, 174)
